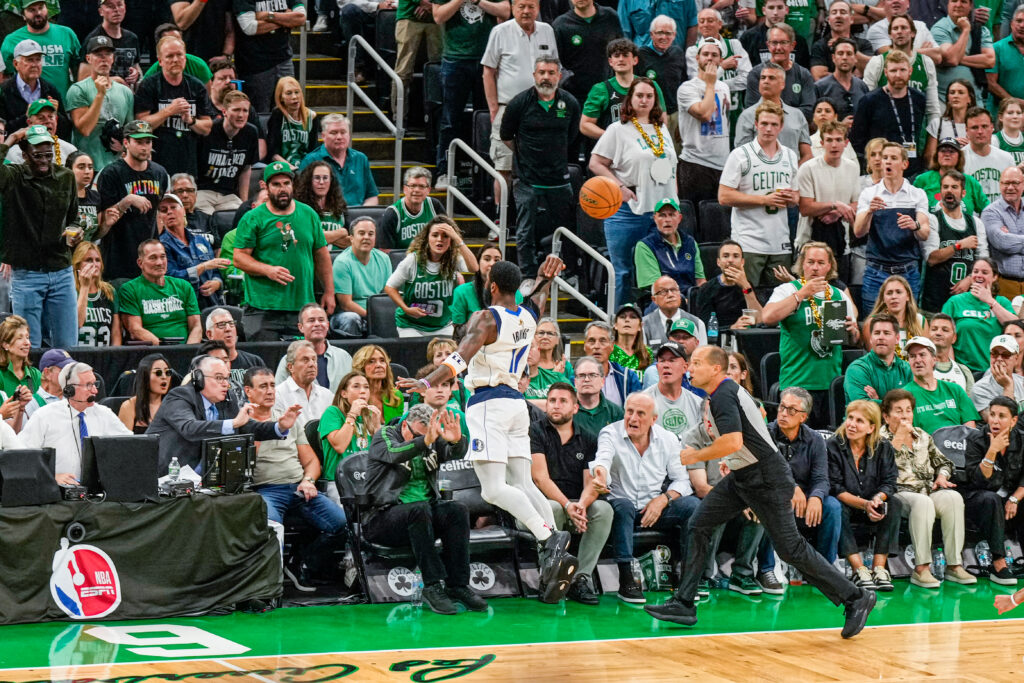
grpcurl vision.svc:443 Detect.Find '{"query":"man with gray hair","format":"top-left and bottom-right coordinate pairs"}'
top-left (205, 308), bottom-right (263, 381)
top-left (331, 216), bottom-right (392, 337)
top-left (744, 24), bottom-right (815, 124)
top-left (582, 321), bottom-right (641, 408)
top-left (171, 172), bottom-right (217, 249)
top-left (638, 15), bottom-right (687, 147)
top-left (22, 361), bottom-right (131, 485)
top-left (500, 57), bottom-right (580, 277)
top-left (378, 166), bottom-right (444, 250)
top-left (573, 355), bottom-right (624, 439)
top-left (274, 339), bottom-right (334, 433)
top-left (298, 113), bottom-right (379, 207)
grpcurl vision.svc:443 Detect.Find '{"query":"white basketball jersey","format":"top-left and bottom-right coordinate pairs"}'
top-left (465, 305), bottom-right (537, 391)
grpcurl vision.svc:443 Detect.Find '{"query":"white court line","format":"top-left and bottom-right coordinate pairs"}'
top-left (213, 659), bottom-right (280, 683)
top-left (1, 616), bottom-right (1021, 674)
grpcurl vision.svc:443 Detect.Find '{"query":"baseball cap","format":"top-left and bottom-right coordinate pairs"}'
top-left (904, 336), bottom-right (936, 355)
top-left (24, 124), bottom-right (52, 145)
top-left (20, 0), bottom-right (45, 11)
top-left (85, 35), bottom-right (115, 54)
top-left (696, 37), bottom-right (724, 53)
top-left (123, 120), bottom-right (157, 139)
top-left (656, 340), bottom-right (687, 359)
top-left (936, 137), bottom-right (961, 151)
top-left (991, 334), bottom-right (1020, 354)
top-left (263, 160), bottom-right (294, 182)
top-left (669, 318), bottom-right (697, 338)
top-left (12, 39), bottom-right (42, 59)
top-left (39, 349), bottom-right (74, 372)
top-left (654, 197), bottom-right (680, 213)
top-left (26, 98), bottom-right (55, 117)
top-left (615, 302), bottom-right (643, 319)
top-left (159, 193), bottom-right (184, 209)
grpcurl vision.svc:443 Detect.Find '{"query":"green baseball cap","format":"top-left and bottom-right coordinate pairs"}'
top-left (20, 0), bottom-right (45, 11)
top-left (26, 98), bottom-right (55, 117)
top-left (124, 120), bottom-right (157, 139)
top-left (654, 197), bottom-right (680, 213)
top-left (263, 160), bottom-right (294, 182)
top-left (669, 318), bottom-right (697, 338)
top-left (24, 124), bottom-right (52, 145)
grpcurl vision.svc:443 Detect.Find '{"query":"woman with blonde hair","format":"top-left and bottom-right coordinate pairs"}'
top-left (319, 370), bottom-right (381, 502)
top-left (862, 275), bottom-right (925, 351)
top-left (385, 216), bottom-right (478, 338)
top-left (0, 315), bottom-right (39, 401)
top-left (351, 344), bottom-right (404, 423)
top-left (266, 76), bottom-right (322, 167)
top-left (827, 400), bottom-right (901, 592)
top-left (73, 242), bottom-right (121, 346)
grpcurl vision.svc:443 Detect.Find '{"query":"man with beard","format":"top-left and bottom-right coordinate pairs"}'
top-left (500, 57), bottom-right (580, 279)
top-left (95, 119), bottom-right (169, 280)
top-left (0, 123), bottom-right (79, 348)
top-left (851, 51), bottom-right (927, 177)
top-left (863, 15), bottom-right (941, 127)
top-left (922, 169), bottom-right (988, 313)
top-left (233, 161), bottom-right (335, 341)
top-left (0, 0), bottom-right (80, 97)
top-left (66, 35), bottom-right (134, 172)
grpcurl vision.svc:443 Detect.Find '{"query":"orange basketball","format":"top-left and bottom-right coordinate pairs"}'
top-left (579, 176), bottom-right (623, 220)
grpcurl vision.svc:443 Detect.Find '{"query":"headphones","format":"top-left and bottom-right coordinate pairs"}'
top-left (190, 355), bottom-right (208, 393)
top-left (61, 362), bottom-right (81, 399)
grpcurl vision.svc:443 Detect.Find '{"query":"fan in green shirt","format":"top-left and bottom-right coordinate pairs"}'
top-left (902, 336), bottom-right (981, 433)
top-left (1, 16), bottom-right (80, 96)
top-left (941, 280), bottom-right (1016, 373)
top-left (319, 407), bottom-right (375, 484)
top-left (116, 240), bottom-right (201, 343)
top-left (843, 316), bottom-right (912, 404)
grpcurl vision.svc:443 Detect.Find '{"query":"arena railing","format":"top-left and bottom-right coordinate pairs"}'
top-left (445, 138), bottom-right (507, 257)
top-left (346, 34), bottom-right (404, 195)
top-left (548, 226), bottom-right (614, 323)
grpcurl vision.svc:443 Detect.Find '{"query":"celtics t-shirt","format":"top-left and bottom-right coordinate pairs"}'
top-left (432, 0), bottom-right (498, 60)
top-left (643, 384), bottom-right (702, 440)
top-left (399, 454), bottom-right (432, 503)
top-left (134, 72), bottom-right (216, 177)
top-left (903, 379), bottom-right (981, 433)
top-left (320, 211), bottom-right (345, 236)
top-left (524, 364), bottom-right (575, 400)
top-left (116, 275), bottom-right (199, 340)
top-left (386, 252), bottom-right (467, 332)
top-left (77, 188), bottom-right (101, 242)
top-left (1, 24), bottom-right (81, 96)
top-left (941, 291), bottom-right (1014, 373)
top-left (318, 406), bottom-right (372, 483)
top-left (380, 197), bottom-right (442, 250)
top-left (768, 280), bottom-right (855, 391)
top-left (234, 201), bottom-right (327, 311)
top-left (78, 290), bottom-right (117, 347)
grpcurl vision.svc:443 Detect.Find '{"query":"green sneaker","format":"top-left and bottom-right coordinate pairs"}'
top-left (728, 574), bottom-right (763, 595)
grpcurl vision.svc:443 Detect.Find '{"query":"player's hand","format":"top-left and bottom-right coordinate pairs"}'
top-left (297, 479), bottom-right (317, 501)
top-left (266, 265), bottom-right (295, 285)
top-left (537, 254), bottom-right (566, 281)
top-left (640, 494), bottom-right (668, 527)
top-left (804, 496), bottom-right (822, 527)
top-left (396, 377), bottom-right (427, 395)
top-left (792, 486), bottom-right (807, 517)
top-left (995, 593), bottom-right (1021, 614)
top-left (232, 402), bottom-right (256, 428)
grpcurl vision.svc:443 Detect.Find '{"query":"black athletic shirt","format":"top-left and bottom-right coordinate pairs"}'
top-left (704, 378), bottom-right (780, 471)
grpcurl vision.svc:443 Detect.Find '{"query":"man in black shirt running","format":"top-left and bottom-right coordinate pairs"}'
top-left (645, 345), bottom-right (875, 639)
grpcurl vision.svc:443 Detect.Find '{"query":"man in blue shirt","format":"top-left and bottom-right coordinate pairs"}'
top-left (298, 113), bottom-right (379, 207)
top-left (157, 193), bottom-right (229, 309)
top-left (619, 0), bottom-right (696, 50)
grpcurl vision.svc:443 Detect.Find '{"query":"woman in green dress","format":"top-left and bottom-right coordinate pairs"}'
top-left (352, 344), bottom-right (405, 424)
top-left (319, 371), bottom-right (381, 503)
top-left (608, 303), bottom-right (652, 371)
top-left (0, 315), bottom-right (40, 423)
top-left (942, 258), bottom-right (1018, 373)
top-left (294, 161), bottom-right (349, 248)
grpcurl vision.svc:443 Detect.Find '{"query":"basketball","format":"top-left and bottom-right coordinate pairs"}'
top-left (579, 176), bottom-right (623, 220)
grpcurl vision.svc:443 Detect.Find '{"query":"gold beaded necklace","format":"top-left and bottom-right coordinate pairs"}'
top-left (52, 134), bottom-right (61, 167)
top-left (799, 277), bottom-right (832, 331)
top-left (631, 117), bottom-right (666, 158)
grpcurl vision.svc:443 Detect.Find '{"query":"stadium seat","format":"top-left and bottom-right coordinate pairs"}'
top-left (932, 425), bottom-right (977, 485)
top-left (99, 395), bottom-right (129, 414)
top-left (699, 242), bottom-right (721, 280)
top-left (109, 369), bottom-right (136, 397)
top-left (390, 362), bottom-right (409, 380)
top-left (735, 328), bottom-right (782, 383)
top-left (828, 375), bottom-right (846, 431)
top-left (678, 199), bottom-right (697, 238)
top-left (389, 249), bottom-right (408, 272)
top-left (348, 205), bottom-right (391, 243)
top-left (210, 210), bottom-right (235, 241)
top-left (200, 304), bottom-right (246, 342)
top-left (841, 348), bottom-right (866, 371)
top-left (366, 294), bottom-right (398, 339)
top-left (697, 201), bottom-right (731, 244)
top-left (303, 419), bottom-right (329, 492)
top-left (759, 352), bottom-right (780, 400)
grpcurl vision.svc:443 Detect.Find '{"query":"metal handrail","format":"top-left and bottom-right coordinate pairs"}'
top-left (446, 139), bottom-right (507, 257)
top-left (346, 35), bottom-right (404, 195)
top-left (549, 227), bottom-right (614, 323)
top-left (298, 21), bottom-right (308, 91)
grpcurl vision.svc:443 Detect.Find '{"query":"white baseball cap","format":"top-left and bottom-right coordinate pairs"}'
top-left (904, 336), bottom-right (936, 355)
top-left (991, 334), bottom-right (1020, 354)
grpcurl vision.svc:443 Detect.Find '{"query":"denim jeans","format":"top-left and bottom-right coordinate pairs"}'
top-left (606, 494), bottom-right (700, 564)
top-left (861, 262), bottom-right (920, 314)
top-left (759, 494), bottom-right (842, 572)
top-left (602, 204), bottom-right (655, 309)
top-left (330, 310), bottom-right (367, 337)
top-left (436, 58), bottom-right (484, 176)
top-left (11, 267), bottom-right (78, 348)
top-left (256, 482), bottom-right (348, 572)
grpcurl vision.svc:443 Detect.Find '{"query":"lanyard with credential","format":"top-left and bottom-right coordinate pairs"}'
top-left (886, 89), bottom-right (914, 145)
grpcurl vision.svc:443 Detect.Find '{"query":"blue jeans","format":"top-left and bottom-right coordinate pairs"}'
top-left (330, 310), bottom-right (366, 337)
top-left (603, 205), bottom-right (655, 309)
top-left (759, 494), bottom-right (842, 571)
top-left (607, 494), bottom-right (700, 564)
top-left (861, 262), bottom-right (920, 315)
top-left (436, 58), bottom-right (484, 176)
top-left (257, 482), bottom-right (347, 532)
top-left (11, 267), bottom-right (77, 348)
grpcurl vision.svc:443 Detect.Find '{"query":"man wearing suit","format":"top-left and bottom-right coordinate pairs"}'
top-left (146, 356), bottom-right (301, 473)
top-left (642, 274), bottom-right (708, 348)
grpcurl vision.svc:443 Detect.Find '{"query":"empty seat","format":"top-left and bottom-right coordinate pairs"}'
top-left (697, 201), bottom-right (731, 244)
top-left (366, 294), bottom-right (398, 339)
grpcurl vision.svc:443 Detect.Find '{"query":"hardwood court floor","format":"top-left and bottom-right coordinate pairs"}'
top-left (2, 583), bottom-right (1024, 682)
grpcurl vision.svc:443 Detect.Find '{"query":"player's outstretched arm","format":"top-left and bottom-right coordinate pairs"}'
top-left (396, 309), bottom-right (498, 394)
top-left (680, 432), bottom-right (744, 466)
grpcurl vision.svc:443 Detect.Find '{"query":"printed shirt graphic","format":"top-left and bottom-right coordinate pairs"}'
top-left (116, 275), bottom-right (199, 339)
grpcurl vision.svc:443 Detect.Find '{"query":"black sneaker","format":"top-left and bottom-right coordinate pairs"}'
top-left (644, 596), bottom-right (697, 626)
top-left (421, 582), bottom-right (458, 615)
top-left (566, 574), bottom-right (600, 605)
top-left (617, 578), bottom-right (646, 604)
top-left (990, 566), bottom-right (1019, 586)
top-left (538, 530), bottom-right (578, 603)
top-left (728, 574), bottom-right (763, 595)
top-left (757, 571), bottom-right (786, 595)
top-left (446, 585), bottom-right (488, 612)
top-left (841, 589), bottom-right (877, 639)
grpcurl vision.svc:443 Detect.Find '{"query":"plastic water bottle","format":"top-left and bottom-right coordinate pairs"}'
top-left (168, 457), bottom-right (180, 481)
top-left (708, 313), bottom-right (719, 346)
top-left (410, 570), bottom-right (423, 607)
top-left (630, 558), bottom-right (644, 589)
top-left (932, 547), bottom-right (946, 580)
top-left (976, 541), bottom-right (992, 568)
top-left (1005, 542), bottom-right (1015, 566)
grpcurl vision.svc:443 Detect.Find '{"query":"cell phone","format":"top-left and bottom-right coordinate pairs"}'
top-left (881, 501), bottom-right (888, 517)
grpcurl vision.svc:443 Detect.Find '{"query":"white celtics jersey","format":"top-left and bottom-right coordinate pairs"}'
top-left (934, 359), bottom-right (969, 391)
top-left (465, 305), bottom-right (537, 391)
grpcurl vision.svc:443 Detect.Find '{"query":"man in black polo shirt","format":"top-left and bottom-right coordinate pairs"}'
top-left (530, 382), bottom-right (612, 605)
top-left (500, 57), bottom-right (580, 278)
top-left (646, 346), bottom-right (874, 639)
top-left (232, 0), bottom-right (306, 113)
top-left (552, 0), bottom-right (622, 106)
top-left (693, 240), bottom-right (764, 330)
top-left (638, 15), bottom-right (686, 147)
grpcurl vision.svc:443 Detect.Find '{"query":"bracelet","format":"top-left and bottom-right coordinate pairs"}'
top-left (792, 292), bottom-right (801, 306)
top-left (1012, 591), bottom-right (1021, 607)
top-left (954, 242), bottom-right (961, 251)
top-left (421, 378), bottom-right (431, 389)
top-left (983, 458), bottom-right (996, 467)
top-left (742, 286), bottom-right (753, 295)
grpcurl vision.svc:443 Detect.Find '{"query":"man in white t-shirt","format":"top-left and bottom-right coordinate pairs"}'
top-left (795, 120), bottom-right (861, 257)
top-left (963, 107), bottom-right (1015, 205)
top-left (642, 341), bottom-right (702, 440)
top-left (718, 99), bottom-right (800, 287)
top-left (678, 37), bottom-right (732, 206)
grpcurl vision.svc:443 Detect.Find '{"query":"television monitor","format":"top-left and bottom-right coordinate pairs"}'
top-left (0, 448), bottom-right (61, 507)
top-left (200, 434), bottom-right (254, 493)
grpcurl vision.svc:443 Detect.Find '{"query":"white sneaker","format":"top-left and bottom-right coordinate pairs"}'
top-left (434, 173), bottom-right (449, 190)
top-left (312, 15), bottom-right (329, 32)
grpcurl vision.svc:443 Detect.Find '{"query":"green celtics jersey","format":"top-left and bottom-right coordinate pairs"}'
top-left (776, 280), bottom-right (848, 391)
top-left (78, 291), bottom-right (117, 347)
top-left (386, 198), bottom-right (438, 250)
top-left (996, 131), bottom-right (1024, 165)
top-left (280, 112), bottom-right (316, 167)
top-left (877, 51), bottom-right (931, 95)
top-left (720, 38), bottom-right (744, 135)
top-left (116, 275), bottom-right (199, 340)
top-left (756, 0), bottom-right (813, 40)
top-left (320, 211), bottom-right (345, 235)
top-left (394, 257), bottom-right (457, 332)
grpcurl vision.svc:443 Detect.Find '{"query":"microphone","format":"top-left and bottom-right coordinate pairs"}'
top-left (85, 395), bottom-right (96, 404)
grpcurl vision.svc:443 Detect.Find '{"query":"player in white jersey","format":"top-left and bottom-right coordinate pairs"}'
top-left (399, 260), bottom-right (578, 603)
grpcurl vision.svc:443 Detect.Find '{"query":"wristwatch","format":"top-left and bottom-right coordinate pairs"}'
top-left (1011, 495), bottom-right (1020, 505)
top-left (303, 476), bottom-right (315, 484)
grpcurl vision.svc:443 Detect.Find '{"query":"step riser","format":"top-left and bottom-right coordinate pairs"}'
top-left (356, 138), bottom-right (433, 160)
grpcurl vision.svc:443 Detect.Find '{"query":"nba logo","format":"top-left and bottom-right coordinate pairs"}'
top-left (49, 538), bottom-right (121, 619)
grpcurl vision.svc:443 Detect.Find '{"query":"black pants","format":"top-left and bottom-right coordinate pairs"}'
top-left (963, 489), bottom-right (1021, 559)
top-left (837, 496), bottom-right (903, 559)
top-left (677, 455), bottom-right (861, 607)
top-left (242, 307), bottom-right (300, 342)
top-left (807, 390), bottom-right (831, 430)
top-left (678, 160), bottom-right (722, 209)
top-left (364, 500), bottom-right (471, 587)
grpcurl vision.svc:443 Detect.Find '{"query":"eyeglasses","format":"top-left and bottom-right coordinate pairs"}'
top-left (535, 330), bottom-right (559, 337)
top-left (151, 369), bottom-right (171, 377)
top-left (73, 382), bottom-right (100, 390)
top-left (405, 183), bottom-right (430, 190)
top-left (778, 405), bottom-right (807, 415)
top-left (174, 187), bottom-right (196, 194)
top-left (652, 30), bottom-right (674, 36)
top-left (992, 351), bottom-right (1015, 360)
top-left (576, 372), bottom-right (602, 380)
top-left (767, 40), bottom-right (792, 47)
top-left (654, 287), bottom-right (681, 297)
top-left (213, 320), bottom-right (236, 330)
top-left (203, 373), bottom-right (231, 384)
